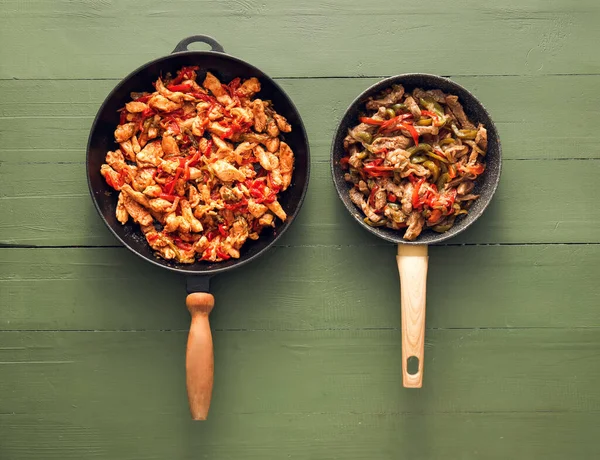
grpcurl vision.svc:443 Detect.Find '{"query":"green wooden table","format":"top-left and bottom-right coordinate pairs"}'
top-left (1, 1), bottom-right (599, 458)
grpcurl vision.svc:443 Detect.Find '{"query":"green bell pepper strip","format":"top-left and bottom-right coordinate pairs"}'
top-left (451, 123), bottom-right (477, 140)
top-left (422, 160), bottom-right (440, 183)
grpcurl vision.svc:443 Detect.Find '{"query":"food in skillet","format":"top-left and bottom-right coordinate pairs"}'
top-left (100, 66), bottom-right (295, 263)
top-left (341, 85), bottom-right (487, 240)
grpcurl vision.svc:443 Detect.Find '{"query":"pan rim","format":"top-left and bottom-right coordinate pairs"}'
top-left (330, 73), bottom-right (502, 245)
top-left (87, 49), bottom-right (311, 275)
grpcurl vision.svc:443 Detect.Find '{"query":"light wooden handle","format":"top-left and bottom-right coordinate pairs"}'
top-left (186, 292), bottom-right (215, 420)
top-left (397, 245), bottom-right (428, 388)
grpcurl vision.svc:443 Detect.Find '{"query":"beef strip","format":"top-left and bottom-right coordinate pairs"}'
top-left (344, 123), bottom-right (377, 149)
top-left (349, 188), bottom-right (381, 222)
top-left (457, 180), bottom-right (474, 195)
top-left (366, 84), bottom-right (405, 110)
top-left (370, 135), bottom-right (411, 152)
top-left (456, 193), bottom-right (479, 202)
top-left (401, 182), bottom-right (414, 215)
top-left (404, 96), bottom-right (421, 119)
top-left (475, 124), bottom-right (488, 151)
top-left (404, 211), bottom-right (425, 241)
top-left (381, 178), bottom-right (404, 198)
top-left (414, 125), bottom-right (439, 136)
top-left (373, 188), bottom-right (387, 210)
top-left (445, 95), bottom-right (475, 130)
top-left (413, 88), bottom-right (448, 104)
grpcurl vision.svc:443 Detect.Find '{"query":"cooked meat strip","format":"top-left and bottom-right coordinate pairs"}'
top-left (404, 211), bottom-right (425, 241)
top-left (475, 124), bottom-right (488, 151)
top-left (366, 84), bottom-right (405, 110)
top-left (405, 96), bottom-right (422, 119)
top-left (370, 135), bottom-right (411, 152)
top-left (445, 95), bottom-right (475, 129)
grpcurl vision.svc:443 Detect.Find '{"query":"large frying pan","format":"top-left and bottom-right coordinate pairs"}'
top-left (331, 74), bottom-right (501, 387)
top-left (87, 35), bottom-right (310, 419)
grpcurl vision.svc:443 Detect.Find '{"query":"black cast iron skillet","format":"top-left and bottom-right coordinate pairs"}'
top-left (87, 35), bottom-right (310, 419)
top-left (331, 74), bottom-right (501, 387)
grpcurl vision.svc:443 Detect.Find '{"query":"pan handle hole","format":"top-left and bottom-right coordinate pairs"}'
top-left (187, 42), bottom-right (214, 51)
top-left (407, 356), bottom-right (419, 375)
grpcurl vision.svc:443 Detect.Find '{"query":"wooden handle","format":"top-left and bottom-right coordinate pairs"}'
top-left (396, 245), bottom-right (428, 388)
top-left (186, 292), bottom-right (215, 420)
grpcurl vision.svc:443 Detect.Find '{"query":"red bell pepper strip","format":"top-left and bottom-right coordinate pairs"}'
top-left (104, 174), bottom-right (119, 190)
top-left (364, 169), bottom-right (393, 178)
top-left (363, 160), bottom-right (394, 177)
top-left (263, 193), bottom-right (277, 204)
top-left (169, 120), bottom-right (181, 135)
top-left (224, 77), bottom-right (241, 97)
top-left (379, 113), bottom-right (414, 131)
top-left (216, 247), bottom-right (231, 260)
top-left (340, 157), bottom-right (350, 169)
top-left (166, 83), bottom-right (192, 92)
top-left (459, 163), bottom-right (485, 176)
top-left (420, 110), bottom-right (443, 126)
top-left (200, 247), bottom-right (214, 261)
top-left (443, 189), bottom-right (458, 214)
top-left (400, 123), bottom-right (419, 146)
top-left (205, 231), bottom-right (218, 242)
top-left (141, 107), bottom-right (156, 118)
top-left (169, 66), bottom-right (199, 86)
top-left (119, 110), bottom-right (127, 125)
top-left (191, 92), bottom-right (218, 104)
top-left (249, 186), bottom-right (264, 200)
top-left (265, 174), bottom-right (281, 195)
top-left (159, 193), bottom-right (178, 202)
top-left (186, 148), bottom-right (201, 168)
top-left (447, 163), bottom-right (457, 179)
top-left (135, 94), bottom-right (151, 103)
top-left (363, 167), bottom-right (394, 177)
top-left (359, 117), bottom-right (385, 125)
top-left (173, 238), bottom-right (193, 251)
top-left (163, 166), bottom-right (183, 195)
top-left (427, 209), bottom-right (443, 225)
top-left (203, 139), bottom-right (213, 157)
top-left (368, 185), bottom-right (380, 208)
top-left (412, 178), bottom-right (426, 209)
top-left (387, 193), bottom-right (397, 203)
top-left (225, 197), bottom-right (248, 211)
top-left (218, 223), bottom-right (228, 237)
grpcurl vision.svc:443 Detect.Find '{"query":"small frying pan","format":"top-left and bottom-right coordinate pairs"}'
top-left (331, 74), bottom-right (501, 387)
top-left (87, 35), bottom-right (310, 418)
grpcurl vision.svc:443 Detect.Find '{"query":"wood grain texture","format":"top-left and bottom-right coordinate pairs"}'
top-left (1, 76), bottom-right (599, 161)
top-left (1, 0), bottom-right (599, 79)
top-left (185, 292), bottom-right (215, 420)
top-left (1, 330), bottom-right (599, 416)
top-left (397, 245), bottom-right (428, 388)
top-left (1, 160), bottom-right (599, 246)
top-left (2, 0), bottom-right (599, 457)
top-left (2, 412), bottom-right (598, 460)
top-left (2, 245), bottom-right (599, 332)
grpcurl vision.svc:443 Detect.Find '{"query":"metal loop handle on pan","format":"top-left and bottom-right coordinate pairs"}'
top-left (173, 35), bottom-right (225, 53)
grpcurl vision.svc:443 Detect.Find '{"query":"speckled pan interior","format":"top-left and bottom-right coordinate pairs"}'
top-left (330, 74), bottom-right (502, 245)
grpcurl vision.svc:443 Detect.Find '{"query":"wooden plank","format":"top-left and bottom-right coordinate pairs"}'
top-left (2, 412), bottom-right (598, 460)
top-left (1, 0), bottom-right (599, 79)
top-left (1, 76), bottom-right (599, 162)
top-left (1, 245), bottom-right (599, 331)
top-left (1, 160), bottom-right (599, 246)
top-left (0, 330), bottom-right (598, 425)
